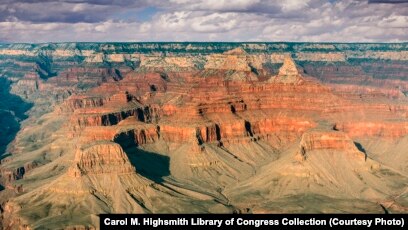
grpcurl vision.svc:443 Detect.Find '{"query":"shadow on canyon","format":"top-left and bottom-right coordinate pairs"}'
top-left (354, 141), bottom-right (368, 161)
top-left (0, 153), bottom-right (11, 161)
top-left (114, 133), bottom-right (170, 183)
top-left (0, 78), bottom-right (33, 155)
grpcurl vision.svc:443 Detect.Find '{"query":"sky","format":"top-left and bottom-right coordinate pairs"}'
top-left (0, 0), bottom-right (407, 43)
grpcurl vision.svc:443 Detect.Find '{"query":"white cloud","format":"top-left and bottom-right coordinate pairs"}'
top-left (280, 0), bottom-right (311, 12)
top-left (168, 0), bottom-right (261, 11)
top-left (156, 11), bottom-right (190, 31)
top-left (0, 0), bottom-right (407, 42)
top-left (190, 13), bottom-right (238, 32)
top-left (378, 15), bottom-right (408, 27)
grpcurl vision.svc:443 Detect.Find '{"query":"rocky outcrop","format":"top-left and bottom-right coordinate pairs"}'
top-left (297, 131), bottom-right (365, 160)
top-left (140, 56), bottom-right (197, 71)
top-left (269, 55), bottom-right (303, 84)
top-left (0, 161), bottom-right (38, 185)
top-left (204, 47), bottom-right (263, 72)
top-left (0, 202), bottom-right (29, 230)
top-left (69, 142), bottom-right (135, 176)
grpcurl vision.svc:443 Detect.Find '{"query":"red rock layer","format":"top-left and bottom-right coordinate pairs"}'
top-left (297, 131), bottom-right (365, 161)
top-left (58, 54), bottom-right (408, 160)
top-left (69, 142), bottom-right (135, 177)
top-left (334, 122), bottom-right (408, 138)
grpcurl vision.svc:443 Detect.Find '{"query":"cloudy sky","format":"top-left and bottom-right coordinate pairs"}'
top-left (0, 0), bottom-right (407, 43)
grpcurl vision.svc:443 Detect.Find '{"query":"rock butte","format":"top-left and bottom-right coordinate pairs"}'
top-left (0, 43), bottom-right (408, 229)
top-left (272, 55), bottom-right (303, 84)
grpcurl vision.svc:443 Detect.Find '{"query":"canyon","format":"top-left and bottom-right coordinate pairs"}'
top-left (0, 42), bottom-right (408, 229)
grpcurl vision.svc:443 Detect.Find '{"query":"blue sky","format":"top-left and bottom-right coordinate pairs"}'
top-left (0, 0), bottom-right (407, 42)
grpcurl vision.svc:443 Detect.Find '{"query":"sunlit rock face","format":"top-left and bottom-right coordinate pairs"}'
top-left (1, 43), bottom-right (408, 229)
top-left (275, 55), bottom-right (302, 83)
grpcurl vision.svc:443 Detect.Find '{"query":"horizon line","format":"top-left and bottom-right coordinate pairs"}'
top-left (1, 41), bottom-right (408, 45)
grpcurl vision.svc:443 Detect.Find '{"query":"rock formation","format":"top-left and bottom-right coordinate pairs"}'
top-left (271, 55), bottom-right (303, 84)
top-left (297, 131), bottom-right (365, 161)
